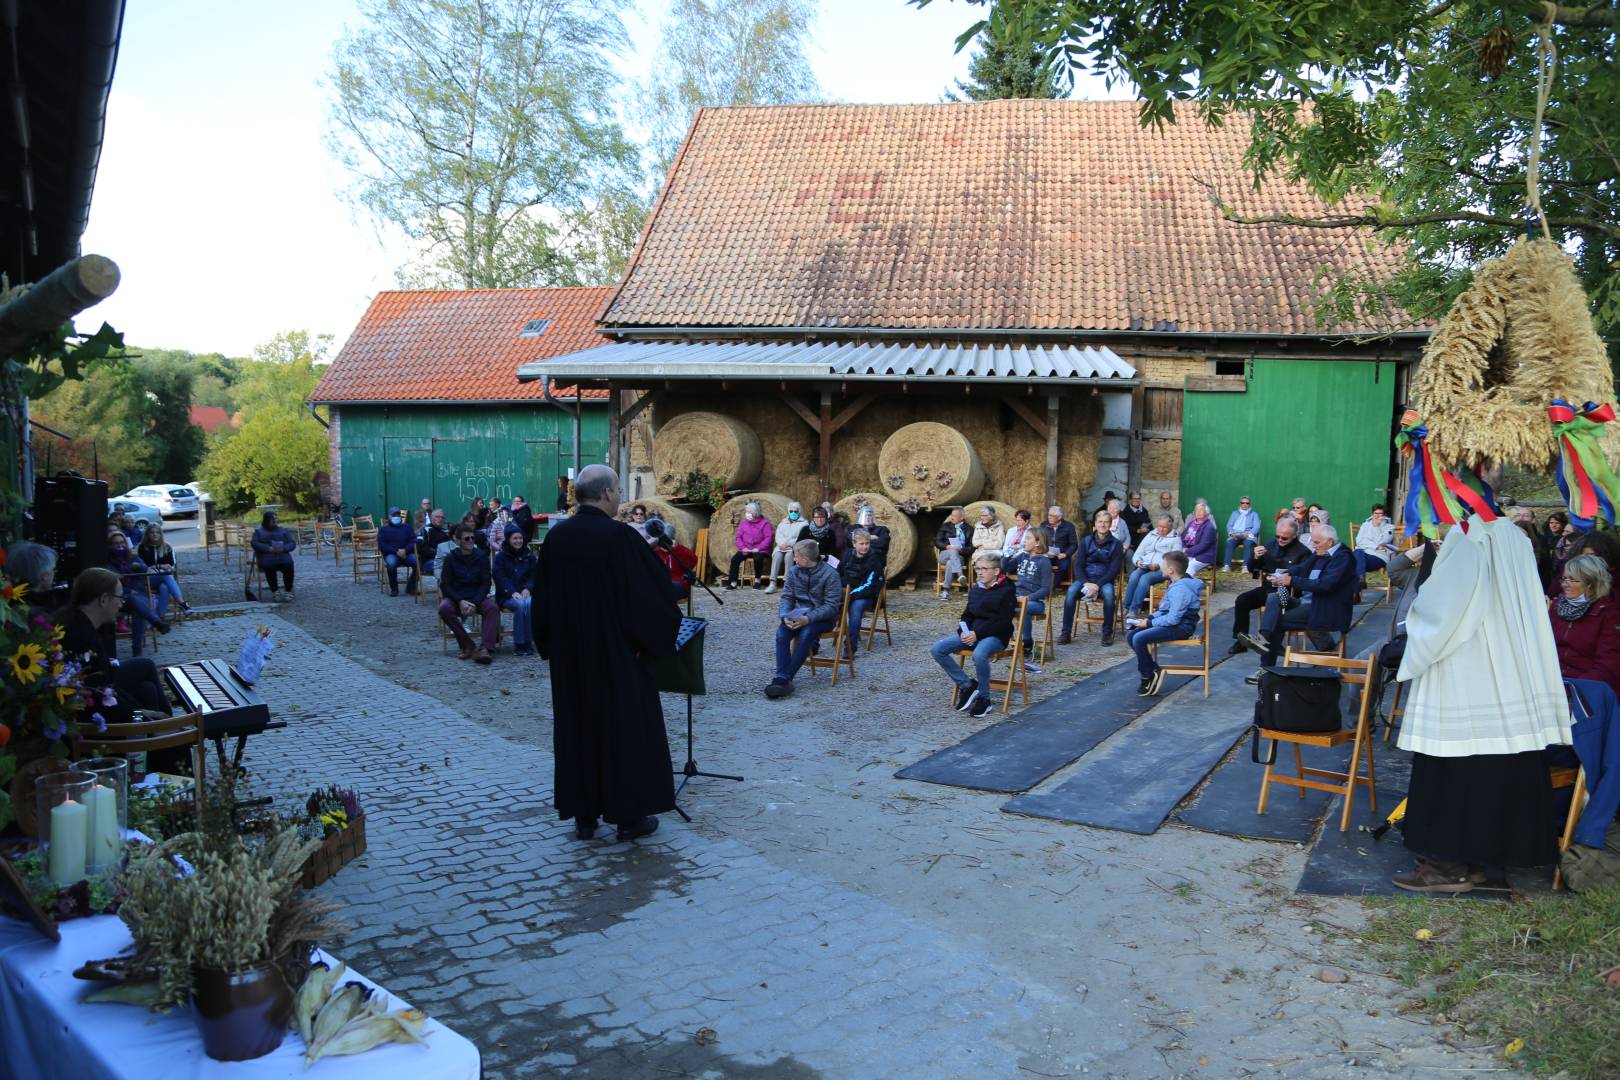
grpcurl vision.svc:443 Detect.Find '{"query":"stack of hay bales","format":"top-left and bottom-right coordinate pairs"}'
top-left (707, 491), bottom-right (793, 576)
top-left (832, 492), bottom-right (917, 576)
top-left (652, 412), bottom-right (763, 494)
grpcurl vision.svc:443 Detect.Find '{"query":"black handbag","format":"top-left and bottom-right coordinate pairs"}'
top-left (1250, 665), bottom-right (1343, 765)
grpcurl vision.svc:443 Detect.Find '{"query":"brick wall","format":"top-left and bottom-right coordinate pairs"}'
top-left (1138, 355), bottom-right (1208, 385)
top-left (1142, 437), bottom-right (1181, 486)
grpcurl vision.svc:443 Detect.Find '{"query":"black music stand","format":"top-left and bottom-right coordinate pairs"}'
top-left (652, 617), bottom-right (742, 821)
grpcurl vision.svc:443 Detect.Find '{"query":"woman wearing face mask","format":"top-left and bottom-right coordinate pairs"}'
top-left (493, 524), bottom-right (539, 655)
top-left (105, 530), bottom-right (169, 654)
top-left (728, 501), bottom-right (774, 589)
top-left (767, 501), bottom-right (808, 593)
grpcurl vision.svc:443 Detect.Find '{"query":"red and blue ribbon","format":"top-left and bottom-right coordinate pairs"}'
top-left (1395, 412), bottom-right (1500, 538)
top-left (1549, 399), bottom-right (1620, 528)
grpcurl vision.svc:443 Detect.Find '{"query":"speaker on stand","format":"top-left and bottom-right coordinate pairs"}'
top-left (32, 473), bottom-right (110, 581)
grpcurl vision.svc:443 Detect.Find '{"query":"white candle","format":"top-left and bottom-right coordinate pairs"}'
top-left (84, 785), bottom-right (120, 870)
top-left (48, 799), bottom-right (87, 885)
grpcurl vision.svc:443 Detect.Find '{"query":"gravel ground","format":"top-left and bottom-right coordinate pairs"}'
top-left (150, 525), bottom-right (1503, 1077)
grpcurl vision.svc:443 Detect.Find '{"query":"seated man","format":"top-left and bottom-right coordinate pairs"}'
top-left (1228, 515), bottom-right (1311, 656)
top-left (1238, 523), bottom-right (1357, 678)
top-left (1060, 509), bottom-right (1124, 646)
top-left (765, 539), bottom-right (842, 698)
top-left (1038, 505), bottom-right (1079, 585)
top-left (437, 524), bottom-right (500, 663)
top-left (934, 507), bottom-right (971, 597)
top-left (1123, 515), bottom-right (1183, 614)
top-left (838, 528), bottom-right (887, 657)
top-left (377, 506), bottom-right (420, 596)
top-left (417, 508), bottom-right (451, 574)
top-left (929, 552), bottom-right (1016, 718)
top-left (1223, 496), bottom-right (1261, 568)
top-left (1125, 550), bottom-right (1203, 697)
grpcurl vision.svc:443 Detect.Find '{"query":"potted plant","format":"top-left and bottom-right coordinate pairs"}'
top-left (110, 768), bottom-right (345, 1060)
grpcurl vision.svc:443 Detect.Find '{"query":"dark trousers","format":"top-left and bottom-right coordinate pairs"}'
top-left (1232, 585), bottom-right (1267, 638)
top-left (262, 564), bottom-right (294, 591)
top-left (385, 552), bottom-right (419, 590)
top-left (1259, 595), bottom-right (1335, 667)
top-left (439, 597), bottom-right (500, 651)
top-left (775, 618), bottom-right (834, 681)
top-left (729, 551), bottom-right (767, 586)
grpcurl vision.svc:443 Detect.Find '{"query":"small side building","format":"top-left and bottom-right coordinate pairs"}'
top-left (309, 287), bottom-right (613, 518)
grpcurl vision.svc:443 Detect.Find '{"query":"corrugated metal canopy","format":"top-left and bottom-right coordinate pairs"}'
top-left (516, 340), bottom-right (1137, 385)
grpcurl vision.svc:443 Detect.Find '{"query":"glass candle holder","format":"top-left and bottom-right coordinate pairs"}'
top-left (74, 757), bottom-right (130, 874)
top-left (35, 770), bottom-right (96, 886)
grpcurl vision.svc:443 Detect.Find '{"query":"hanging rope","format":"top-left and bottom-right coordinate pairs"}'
top-left (1525, 3), bottom-right (1558, 241)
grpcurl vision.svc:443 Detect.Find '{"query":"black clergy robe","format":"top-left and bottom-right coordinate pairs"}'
top-left (534, 504), bottom-right (681, 824)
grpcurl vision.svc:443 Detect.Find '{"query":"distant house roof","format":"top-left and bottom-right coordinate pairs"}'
top-left (601, 101), bottom-right (1410, 337)
top-left (188, 405), bottom-right (230, 433)
top-left (310, 287), bottom-right (613, 404)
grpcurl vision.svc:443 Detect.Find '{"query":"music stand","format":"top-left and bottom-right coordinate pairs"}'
top-left (652, 617), bottom-right (742, 821)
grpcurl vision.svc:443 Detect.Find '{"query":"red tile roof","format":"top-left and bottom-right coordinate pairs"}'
top-left (188, 405), bottom-right (230, 433)
top-left (602, 101), bottom-right (1409, 336)
top-left (310, 287), bottom-right (613, 403)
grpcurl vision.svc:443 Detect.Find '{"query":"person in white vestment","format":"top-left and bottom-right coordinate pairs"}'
top-left (1393, 514), bottom-right (1572, 893)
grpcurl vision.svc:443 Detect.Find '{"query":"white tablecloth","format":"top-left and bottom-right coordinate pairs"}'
top-left (0, 914), bottom-right (481, 1080)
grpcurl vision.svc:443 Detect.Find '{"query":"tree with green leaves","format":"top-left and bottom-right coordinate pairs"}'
top-left (945, 0), bottom-right (1063, 101)
top-left (923, 1), bottom-right (1619, 351)
top-left (327, 0), bottom-right (640, 289)
top-left (199, 331), bottom-right (331, 513)
top-left (639, 0), bottom-right (822, 179)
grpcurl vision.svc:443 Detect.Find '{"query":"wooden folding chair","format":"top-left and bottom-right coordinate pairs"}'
top-left (805, 586), bottom-right (855, 685)
top-left (1027, 594), bottom-right (1056, 663)
top-left (1077, 569), bottom-right (1126, 638)
top-left (1283, 629), bottom-right (1348, 660)
top-left (945, 597), bottom-right (1030, 714)
top-left (436, 580), bottom-right (504, 654)
top-left (861, 581), bottom-right (892, 652)
top-left (934, 554), bottom-right (968, 595)
top-left (692, 528), bottom-right (710, 586)
top-left (83, 711), bottom-right (208, 821)
top-left (350, 529), bottom-right (382, 585)
top-left (1255, 650), bottom-right (1379, 832)
top-left (1552, 764), bottom-right (1588, 891)
top-left (1145, 579), bottom-right (1213, 697)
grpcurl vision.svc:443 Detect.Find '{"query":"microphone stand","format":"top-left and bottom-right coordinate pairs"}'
top-left (663, 540), bottom-right (740, 818)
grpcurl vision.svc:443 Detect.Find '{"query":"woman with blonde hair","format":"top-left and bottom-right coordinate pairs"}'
top-left (1549, 553), bottom-right (1620, 697)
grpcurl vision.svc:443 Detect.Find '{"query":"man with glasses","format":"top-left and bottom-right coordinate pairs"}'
top-left (1223, 496), bottom-right (1261, 568)
top-left (437, 524), bottom-right (500, 663)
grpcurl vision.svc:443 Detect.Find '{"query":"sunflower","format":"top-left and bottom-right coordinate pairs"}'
top-left (0, 580), bottom-right (26, 602)
top-left (8, 642), bottom-right (46, 684)
top-left (55, 684), bottom-right (76, 706)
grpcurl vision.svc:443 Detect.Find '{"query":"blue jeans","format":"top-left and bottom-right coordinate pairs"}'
top-left (384, 552), bottom-right (419, 589)
top-left (1124, 567), bottom-right (1163, 612)
top-left (1223, 537), bottom-right (1256, 567)
top-left (149, 572), bottom-right (183, 618)
top-left (1353, 551), bottom-right (1387, 581)
top-left (1127, 622), bottom-right (1191, 677)
top-left (125, 590), bottom-right (162, 656)
top-left (1018, 597), bottom-right (1045, 645)
top-left (775, 618), bottom-right (835, 681)
top-left (845, 597), bottom-right (873, 656)
top-left (1062, 581), bottom-right (1113, 638)
top-left (501, 595), bottom-right (532, 646)
top-left (930, 634), bottom-right (1005, 690)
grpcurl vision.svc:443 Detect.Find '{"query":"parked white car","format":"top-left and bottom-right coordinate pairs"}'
top-left (108, 499), bottom-right (164, 532)
top-left (184, 481), bottom-right (210, 503)
top-left (118, 484), bottom-right (200, 518)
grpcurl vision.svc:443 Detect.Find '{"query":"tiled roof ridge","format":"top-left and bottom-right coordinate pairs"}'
top-left (369, 285), bottom-right (613, 299)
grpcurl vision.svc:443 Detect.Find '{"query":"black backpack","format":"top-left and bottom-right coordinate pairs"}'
top-left (1250, 665), bottom-right (1343, 765)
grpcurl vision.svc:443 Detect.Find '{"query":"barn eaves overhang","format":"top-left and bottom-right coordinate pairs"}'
top-left (516, 340), bottom-right (1139, 387)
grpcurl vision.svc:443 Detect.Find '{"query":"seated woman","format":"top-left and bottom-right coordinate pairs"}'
top-left (1549, 554), bottom-right (1620, 697)
top-left (838, 528), bottom-right (886, 657)
top-left (645, 516), bottom-right (699, 601)
top-left (804, 505), bottom-right (839, 559)
top-left (55, 567), bottom-right (170, 718)
top-left (1005, 527), bottom-right (1053, 667)
top-left (729, 501), bottom-right (774, 589)
top-left (251, 510), bottom-right (298, 600)
top-left (848, 505), bottom-right (890, 563)
top-left (971, 506), bottom-right (1005, 560)
top-left (1124, 550), bottom-right (1202, 698)
top-left (1000, 509), bottom-right (1034, 558)
top-left (929, 552), bottom-right (1016, 719)
top-left (106, 529), bottom-right (168, 655)
top-left (1354, 504), bottom-right (1398, 586)
top-left (1548, 511), bottom-right (1584, 596)
top-left (492, 524), bottom-right (539, 655)
top-left (137, 523), bottom-right (189, 617)
top-left (1061, 509), bottom-right (1124, 647)
top-left (6, 540), bottom-right (65, 617)
top-left (1180, 501), bottom-right (1217, 575)
top-left (1123, 515), bottom-right (1183, 614)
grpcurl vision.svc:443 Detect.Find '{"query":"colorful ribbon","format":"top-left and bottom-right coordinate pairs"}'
top-left (1548, 399), bottom-right (1620, 528)
top-left (1395, 412), bottom-right (1501, 538)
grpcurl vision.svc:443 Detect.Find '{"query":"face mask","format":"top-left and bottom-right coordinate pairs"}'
top-left (789, 511), bottom-right (800, 520)
top-left (390, 516), bottom-right (402, 525)
top-left (744, 511), bottom-right (756, 520)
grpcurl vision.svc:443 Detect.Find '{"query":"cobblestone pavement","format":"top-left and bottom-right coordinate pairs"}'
top-left (155, 534), bottom-right (1505, 1078)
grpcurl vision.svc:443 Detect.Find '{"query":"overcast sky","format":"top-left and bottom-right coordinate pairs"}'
top-left (79, 0), bottom-right (1120, 358)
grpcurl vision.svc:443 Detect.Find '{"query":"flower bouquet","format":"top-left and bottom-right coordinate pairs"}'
top-left (296, 786), bottom-right (366, 889)
top-left (0, 548), bottom-right (113, 834)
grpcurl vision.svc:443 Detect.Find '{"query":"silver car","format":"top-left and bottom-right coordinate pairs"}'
top-left (108, 499), bottom-right (164, 532)
top-left (119, 484), bottom-right (200, 518)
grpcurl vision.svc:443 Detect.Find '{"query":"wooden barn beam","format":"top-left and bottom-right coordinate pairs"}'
top-left (0, 255), bottom-right (120, 354)
top-left (1000, 396), bottom-right (1048, 441)
top-left (818, 391), bottom-right (833, 503)
top-left (779, 393), bottom-right (821, 433)
top-left (825, 390), bottom-right (878, 436)
top-left (618, 388), bottom-right (660, 426)
top-left (1045, 394), bottom-right (1061, 510)
top-left (1128, 384), bottom-right (1145, 492)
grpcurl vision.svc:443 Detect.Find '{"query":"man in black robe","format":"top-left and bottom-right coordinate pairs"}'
top-left (534, 464), bottom-right (681, 843)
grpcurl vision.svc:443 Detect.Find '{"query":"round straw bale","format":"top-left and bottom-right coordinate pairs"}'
top-left (878, 422), bottom-right (985, 505)
top-left (614, 496), bottom-right (706, 549)
top-left (707, 491), bottom-right (793, 576)
top-left (652, 412), bottom-right (763, 494)
top-left (833, 492), bottom-right (918, 577)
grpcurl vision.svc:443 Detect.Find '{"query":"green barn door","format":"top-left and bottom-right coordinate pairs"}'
top-left (381, 436), bottom-right (434, 515)
top-left (1179, 360), bottom-right (1395, 547)
top-left (524, 439), bottom-right (560, 503)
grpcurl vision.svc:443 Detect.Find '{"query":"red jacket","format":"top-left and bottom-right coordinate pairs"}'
top-left (655, 544), bottom-right (698, 587)
top-left (1549, 591), bottom-right (1620, 698)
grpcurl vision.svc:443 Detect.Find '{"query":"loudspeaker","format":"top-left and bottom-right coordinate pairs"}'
top-left (33, 474), bottom-right (110, 581)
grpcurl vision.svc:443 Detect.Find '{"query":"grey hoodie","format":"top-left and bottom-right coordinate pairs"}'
top-left (779, 559), bottom-right (842, 625)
